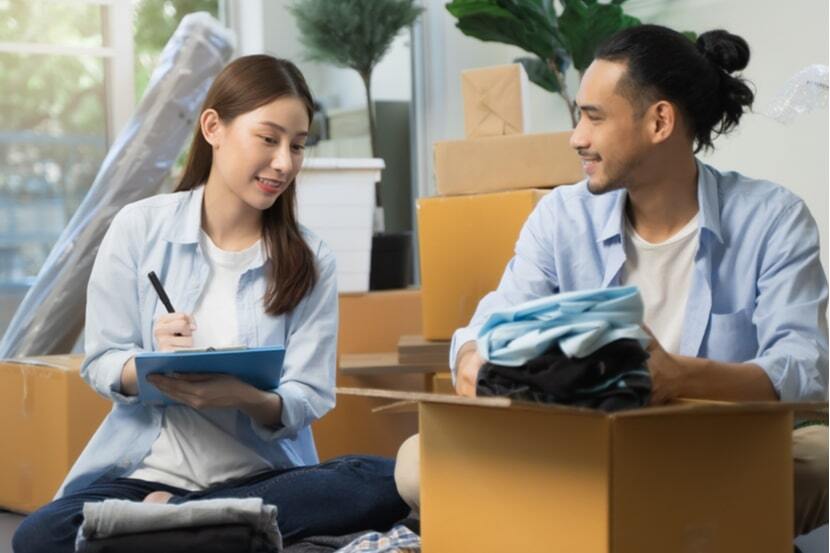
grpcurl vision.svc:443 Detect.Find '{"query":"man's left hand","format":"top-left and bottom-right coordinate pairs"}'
top-left (642, 326), bottom-right (685, 405)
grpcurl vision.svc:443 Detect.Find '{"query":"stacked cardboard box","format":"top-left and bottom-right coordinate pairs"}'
top-left (0, 355), bottom-right (110, 513)
top-left (419, 64), bottom-right (584, 342)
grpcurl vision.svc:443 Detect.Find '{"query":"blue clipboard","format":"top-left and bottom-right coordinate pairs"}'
top-left (135, 346), bottom-right (285, 406)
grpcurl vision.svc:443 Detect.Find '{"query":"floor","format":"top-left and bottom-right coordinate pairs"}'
top-left (1, 509), bottom-right (827, 552)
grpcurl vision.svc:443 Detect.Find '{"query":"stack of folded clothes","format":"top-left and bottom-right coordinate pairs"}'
top-left (475, 286), bottom-right (652, 411)
top-left (75, 497), bottom-right (282, 553)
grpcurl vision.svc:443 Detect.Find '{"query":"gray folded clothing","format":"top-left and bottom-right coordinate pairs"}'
top-left (77, 497), bottom-right (282, 551)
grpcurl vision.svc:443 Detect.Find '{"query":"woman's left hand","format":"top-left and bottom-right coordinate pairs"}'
top-left (147, 373), bottom-right (259, 409)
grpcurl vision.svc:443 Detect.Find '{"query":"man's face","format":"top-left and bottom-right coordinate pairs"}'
top-left (570, 60), bottom-right (652, 194)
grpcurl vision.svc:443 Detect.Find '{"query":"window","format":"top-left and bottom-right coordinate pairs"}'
top-left (0, 0), bottom-right (219, 332)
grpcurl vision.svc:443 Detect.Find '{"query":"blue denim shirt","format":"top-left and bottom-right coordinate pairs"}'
top-left (451, 161), bottom-right (829, 402)
top-left (58, 185), bottom-right (338, 497)
top-left (477, 286), bottom-right (650, 366)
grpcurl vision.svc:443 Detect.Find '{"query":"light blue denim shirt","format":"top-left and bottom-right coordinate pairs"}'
top-left (58, 185), bottom-right (338, 497)
top-left (451, 161), bottom-right (829, 402)
top-left (477, 286), bottom-right (650, 366)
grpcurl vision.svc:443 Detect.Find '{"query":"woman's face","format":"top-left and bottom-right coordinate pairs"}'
top-left (203, 96), bottom-right (310, 211)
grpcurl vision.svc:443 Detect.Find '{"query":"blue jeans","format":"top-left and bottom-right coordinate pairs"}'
top-left (13, 455), bottom-right (408, 553)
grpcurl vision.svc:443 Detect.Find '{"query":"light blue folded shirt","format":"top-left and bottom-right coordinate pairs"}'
top-left (477, 286), bottom-right (650, 366)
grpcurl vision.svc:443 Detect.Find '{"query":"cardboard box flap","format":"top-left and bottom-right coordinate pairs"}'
top-left (336, 387), bottom-right (606, 418)
top-left (336, 387), bottom-right (826, 419)
top-left (611, 399), bottom-right (824, 418)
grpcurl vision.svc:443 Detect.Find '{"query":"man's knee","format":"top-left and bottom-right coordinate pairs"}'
top-left (794, 425), bottom-right (829, 536)
top-left (394, 433), bottom-right (420, 514)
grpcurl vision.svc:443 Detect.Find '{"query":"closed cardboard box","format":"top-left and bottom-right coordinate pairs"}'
top-left (417, 189), bottom-right (550, 340)
top-left (0, 355), bottom-right (110, 513)
top-left (434, 132), bottom-right (583, 196)
top-left (461, 63), bottom-right (529, 139)
top-left (312, 290), bottom-right (425, 461)
top-left (336, 290), bottom-right (422, 356)
top-left (342, 388), bottom-right (809, 553)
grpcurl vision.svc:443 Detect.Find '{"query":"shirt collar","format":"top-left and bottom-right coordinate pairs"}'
top-left (596, 159), bottom-right (722, 244)
top-left (162, 185), bottom-right (204, 245)
top-left (598, 189), bottom-right (626, 243)
top-left (162, 184), bottom-right (269, 270)
top-left (695, 159), bottom-right (723, 244)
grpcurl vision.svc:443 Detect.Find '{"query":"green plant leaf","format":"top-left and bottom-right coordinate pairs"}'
top-left (290, 0), bottom-right (423, 75)
top-left (559, 0), bottom-right (640, 73)
top-left (446, 0), bottom-right (565, 60)
top-left (682, 30), bottom-right (698, 43)
top-left (446, 0), bottom-right (513, 18)
top-left (515, 56), bottom-right (560, 93)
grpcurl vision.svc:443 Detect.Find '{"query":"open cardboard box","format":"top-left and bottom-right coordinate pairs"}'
top-left (339, 387), bottom-right (826, 553)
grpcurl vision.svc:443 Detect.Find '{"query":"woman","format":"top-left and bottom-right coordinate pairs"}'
top-left (13, 55), bottom-right (407, 553)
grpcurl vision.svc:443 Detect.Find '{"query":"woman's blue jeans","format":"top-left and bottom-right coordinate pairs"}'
top-left (12, 455), bottom-right (408, 553)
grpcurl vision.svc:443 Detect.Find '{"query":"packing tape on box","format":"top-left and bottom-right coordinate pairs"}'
top-left (2, 358), bottom-right (67, 419)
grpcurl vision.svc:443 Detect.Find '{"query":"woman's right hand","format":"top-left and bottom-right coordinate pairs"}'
top-left (119, 313), bottom-right (197, 396)
top-left (154, 312), bottom-right (197, 351)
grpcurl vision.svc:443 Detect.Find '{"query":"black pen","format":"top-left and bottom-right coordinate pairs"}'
top-left (148, 271), bottom-right (182, 336)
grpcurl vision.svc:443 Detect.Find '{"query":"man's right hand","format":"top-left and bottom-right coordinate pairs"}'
top-left (455, 341), bottom-right (484, 397)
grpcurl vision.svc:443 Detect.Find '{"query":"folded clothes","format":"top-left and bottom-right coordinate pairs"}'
top-left (76, 523), bottom-right (274, 553)
top-left (76, 497), bottom-right (281, 552)
top-left (476, 286), bottom-right (650, 367)
top-left (477, 339), bottom-right (651, 411)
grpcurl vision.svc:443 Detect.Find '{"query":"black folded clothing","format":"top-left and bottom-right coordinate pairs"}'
top-left (76, 523), bottom-right (276, 553)
top-left (476, 338), bottom-right (651, 411)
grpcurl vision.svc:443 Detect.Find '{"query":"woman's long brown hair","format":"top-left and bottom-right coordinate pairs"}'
top-left (176, 55), bottom-right (317, 316)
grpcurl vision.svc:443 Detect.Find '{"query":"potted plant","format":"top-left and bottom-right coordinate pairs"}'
top-left (290, 0), bottom-right (425, 289)
top-left (446, 0), bottom-right (695, 127)
top-left (290, 0), bottom-right (424, 159)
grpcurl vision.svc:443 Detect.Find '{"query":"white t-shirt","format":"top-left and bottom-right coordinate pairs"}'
top-left (129, 231), bottom-right (272, 490)
top-left (621, 214), bottom-right (699, 355)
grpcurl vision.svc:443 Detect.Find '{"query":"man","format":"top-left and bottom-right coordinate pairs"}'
top-left (396, 25), bottom-right (828, 540)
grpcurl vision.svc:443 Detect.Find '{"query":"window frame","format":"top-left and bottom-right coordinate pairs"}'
top-left (0, 0), bottom-right (135, 146)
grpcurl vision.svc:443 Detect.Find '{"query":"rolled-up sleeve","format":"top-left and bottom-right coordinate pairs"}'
top-left (449, 198), bottom-right (560, 381)
top-left (251, 249), bottom-right (338, 441)
top-left (81, 207), bottom-right (143, 405)
top-left (748, 200), bottom-right (829, 401)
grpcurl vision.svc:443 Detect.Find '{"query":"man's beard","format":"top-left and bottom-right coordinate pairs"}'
top-left (586, 155), bottom-right (641, 195)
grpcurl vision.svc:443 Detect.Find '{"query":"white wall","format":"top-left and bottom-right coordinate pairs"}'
top-left (415, 0), bottom-right (829, 268)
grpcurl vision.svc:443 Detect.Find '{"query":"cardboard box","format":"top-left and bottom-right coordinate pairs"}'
top-left (434, 132), bottom-right (583, 196)
top-left (0, 355), bottom-right (110, 513)
top-left (462, 64), bottom-right (529, 139)
top-left (312, 290), bottom-right (425, 461)
top-left (340, 388), bottom-right (812, 553)
top-left (417, 189), bottom-right (550, 340)
top-left (336, 290), bottom-right (422, 356)
top-left (432, 372), bottom-right (455, 395)
top-left (398, 335), bottom-right (450, 366)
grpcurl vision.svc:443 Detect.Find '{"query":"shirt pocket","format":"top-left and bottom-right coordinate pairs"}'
top-left (705, 307), bottom-right (758, 363)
